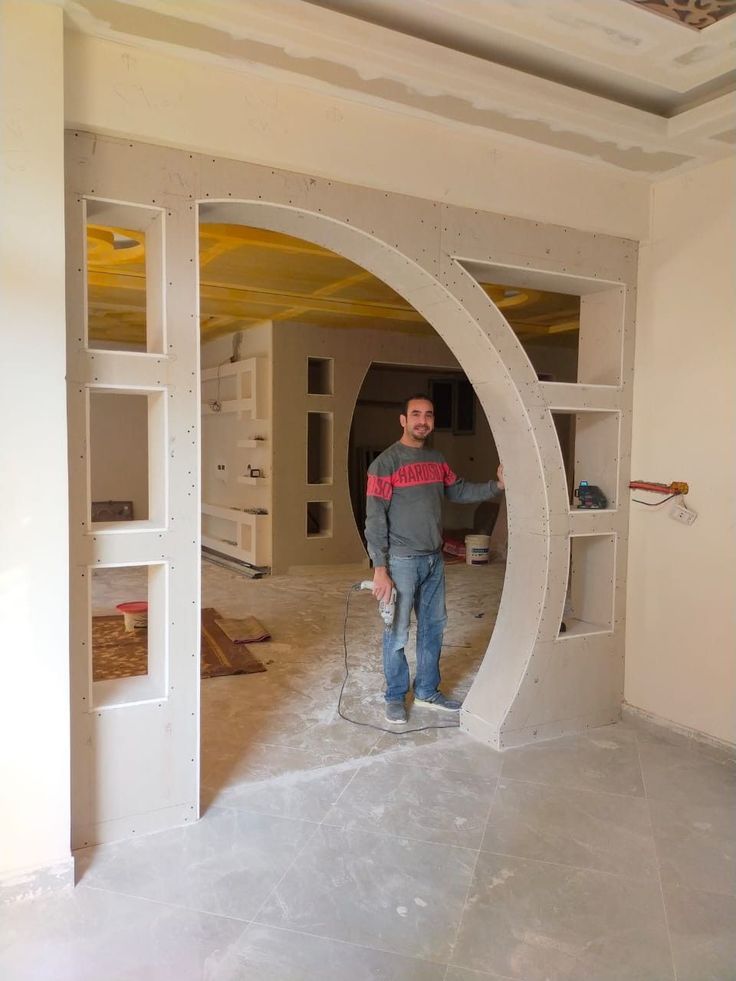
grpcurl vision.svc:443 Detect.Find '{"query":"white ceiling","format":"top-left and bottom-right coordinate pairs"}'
top-left (65, 0), bottom-right (736, 176)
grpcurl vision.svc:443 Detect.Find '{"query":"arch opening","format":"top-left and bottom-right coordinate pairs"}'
top-left (195, 200), bottom-right (554, 749)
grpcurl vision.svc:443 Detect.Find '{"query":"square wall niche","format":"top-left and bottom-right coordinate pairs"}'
top-left (559, 534), bottom-right (616, 638)
top-left (551, 409), bottom-right (620, 511)
top-left (307, 357), bottom-right (334, 395)
top-left (89, 562), bottom-right (167, 709)
top-left (459, 261), bottom-right (627, 388)
top-left (85, 198), bottom-right (165, 354)
top-left (307, 412), bottom-right (333, 485)
top-left (306, 501), bottom-right (333, 538)
top-left (89, 388), bottom-right (166, 528)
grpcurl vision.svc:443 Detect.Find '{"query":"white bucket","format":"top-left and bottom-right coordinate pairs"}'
top-left (465, 534), bottom-right (490, 565)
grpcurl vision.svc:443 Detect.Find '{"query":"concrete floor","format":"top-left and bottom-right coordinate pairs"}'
top-left (2, 560), bottom-right (735, 980)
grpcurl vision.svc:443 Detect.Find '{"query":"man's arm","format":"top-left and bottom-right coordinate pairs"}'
top-left (365, 470), bottom-right (395, 601)
top-left (444, 462), bottom-right (505, 503)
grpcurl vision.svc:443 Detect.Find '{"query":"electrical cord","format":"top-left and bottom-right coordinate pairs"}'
top-left (207, 361), bottom-right (224, 413)
top-left (632, 493), bottom-right (679, 507)
top-left (337, 584), bottom-right (460, 735)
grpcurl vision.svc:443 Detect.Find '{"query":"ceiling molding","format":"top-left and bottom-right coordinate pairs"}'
top-left (65, 0), bottom-right (735, 176)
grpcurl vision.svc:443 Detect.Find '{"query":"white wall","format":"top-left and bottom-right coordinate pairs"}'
top-left (89, 392), bottom-right (149, 520)
top-left (0, 0), bottom-right (72, 893)
top-left (63, 32), bottom-right (651, 243)
top-left (626, 157), bottom-right (736, 746)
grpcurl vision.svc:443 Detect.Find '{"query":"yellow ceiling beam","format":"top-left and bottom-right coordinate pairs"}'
top-left (203, 283), bottom-right (425, 322)
top-left (88, 272), bottom-right (424, 323)
top-left (199, 224), bottom-right (337, 258)
top-left (273, 269), bottom-right (375, 321)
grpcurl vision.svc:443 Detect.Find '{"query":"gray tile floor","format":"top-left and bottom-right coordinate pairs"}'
top-left (2, 562), bottom-right (734, 980)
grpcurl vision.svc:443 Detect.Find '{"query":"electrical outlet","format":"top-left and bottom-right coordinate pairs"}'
top-left (215, 461), bottom-right (227, 482)
top-left (670, 503), bottom-right (697, 525)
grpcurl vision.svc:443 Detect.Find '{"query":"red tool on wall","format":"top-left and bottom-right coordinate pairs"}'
top-left (629, 480), bottom-right (689, 496)
top-left (629, 481), bottom-right (696, 525)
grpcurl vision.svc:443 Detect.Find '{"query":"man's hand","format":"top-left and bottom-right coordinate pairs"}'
top-left (496, 463), bottom-right (505, 490)
top-left (372, 566), bottom-right (395, 603)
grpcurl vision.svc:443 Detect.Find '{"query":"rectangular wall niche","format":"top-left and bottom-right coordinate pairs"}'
top-left (307, 357), bottom-right (334, 395)
top-left (306, 501), bottom-right (333, 538)
top-left (458, 262), bottom-right (627, 388)
top-left (89, 389), bottom-right (166, 527)
top-left (85, 198), bottom-right (165, 353)
top-left (89, 563), bottom-right (167, 708)
top-left (307, 412), bottom-right (333, 485)
top-left (560, 534), bottom-right (616, 638)
top-left (551, 409), bottom-right (619, 510)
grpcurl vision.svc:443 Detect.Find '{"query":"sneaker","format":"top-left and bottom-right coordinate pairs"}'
top-left (414, 692), bottom-right (462, 712)
top-left (385, 701), bottom-right (408, 724)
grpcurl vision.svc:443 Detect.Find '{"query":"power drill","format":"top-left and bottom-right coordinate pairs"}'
top-left (359, 581), bottom-right (397, 628)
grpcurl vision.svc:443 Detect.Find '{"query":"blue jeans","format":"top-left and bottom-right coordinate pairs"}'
top-left (383, 551), bottom-right (447, 703)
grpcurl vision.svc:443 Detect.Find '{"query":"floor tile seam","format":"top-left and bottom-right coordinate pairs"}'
top-left (76, 882), bottom-right (255, 927)
top-left (203, 802), bottom-right (325, 827)
top-left (477, 846), bottom-right (666, 885)
top-left (325, 753), bottom-right (370, 808)
top-left (221, 739), bottom-right (381, 765)
top-left (365, 745), bottom-right (502, 778)
top-left (345, 753), bottom-right (499, 783)
top-left (214, 812), bottom-right (326, 930)
top-left (492, 773), bottom-right (646, 801)
top-left (443, 780), bottom-right (500, 972)
top-left (241, 759), bottom-right (378, 930)
top-left (231, 919), bottom-right (453, 972)
top-left (635, 732), bottom-right (679, 981)
top-left (314, 816), bottom-right (489, 853)
top-left (202, 756), bottom-right (367, 794)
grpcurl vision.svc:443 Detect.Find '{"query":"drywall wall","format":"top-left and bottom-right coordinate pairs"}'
top-left (63, 32), bottom-right (651, 242)
top-left (626, 156), bottom-right (736, 746)
top-left (89, 391), bottom-right (149, 520)
top-left (271, 322), bottom-right (467, 572)
top-left (200, 323), bottom-right (273, 566)
top-left (0, 0), bottom-right (72, 896)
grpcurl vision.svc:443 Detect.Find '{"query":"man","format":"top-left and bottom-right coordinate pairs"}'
top-left (365, 393), bottom-right (505, 724)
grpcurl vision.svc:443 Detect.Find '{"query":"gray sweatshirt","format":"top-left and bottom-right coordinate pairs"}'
top-left (365, 441), bottom-right (501, 567)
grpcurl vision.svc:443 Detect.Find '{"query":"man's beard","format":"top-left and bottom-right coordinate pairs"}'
top-left (410, 427), bottom-right (429, 441)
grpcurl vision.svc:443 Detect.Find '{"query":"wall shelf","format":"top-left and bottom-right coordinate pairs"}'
top-left (236, 476), bottom-right (269, 486)
top-left (200, 357), bottom-right (264, 420)
top-left (201, 397), bottom-right (254, 417)
top-left (558, 618), bottom-right (613, 640)
top-left (237, 439), bottom-right (268, 449)
top-left (201, 502), bottom-right (270, 566)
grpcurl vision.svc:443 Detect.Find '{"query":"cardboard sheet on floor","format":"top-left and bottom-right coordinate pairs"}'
top-left (201, 608), bottom-right (267, 677)
top-left (214, 615), bottom-right (271, 644)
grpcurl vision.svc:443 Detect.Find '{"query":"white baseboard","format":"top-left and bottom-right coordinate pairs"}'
top-left (623, 702), bottom-right (736, 757)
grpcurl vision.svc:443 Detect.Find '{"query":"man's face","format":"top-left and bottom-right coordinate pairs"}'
top-left (400, 399), bottom-right (435, 442)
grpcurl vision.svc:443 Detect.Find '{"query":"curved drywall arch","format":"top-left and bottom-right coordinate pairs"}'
top-left (199, 195), bottom-right (586, 749)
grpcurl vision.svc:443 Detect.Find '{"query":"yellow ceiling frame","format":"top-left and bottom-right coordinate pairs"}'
top-left (85, 224), bottom-right (580, 345)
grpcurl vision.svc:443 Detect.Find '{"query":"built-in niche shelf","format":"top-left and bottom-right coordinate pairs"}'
top-left (237, 439), bottom-right (268, 449)
top-left (200, 358), bottom-right (264, 420)
top-left (236, 476), bottom-right (269, 486)
top-left (557, 533), bottom-right (616, 640)
top-left (558, 618), bottom-right (612, 640)
top-left (201, 501), bottom-right (270, 566)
